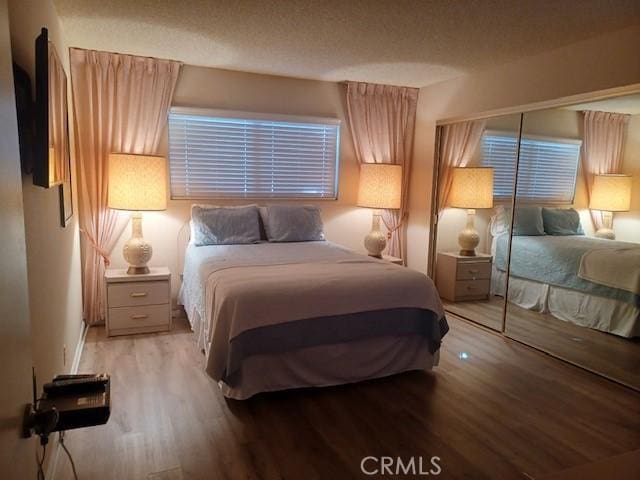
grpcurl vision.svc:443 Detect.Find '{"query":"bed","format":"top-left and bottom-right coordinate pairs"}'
top-left (178, 239), bottom-right (447, 399)
top-left (490, 233), bottom-right (640, 337)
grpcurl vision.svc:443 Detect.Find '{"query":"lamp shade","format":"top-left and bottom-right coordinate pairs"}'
top-left (108, 153), bottom-right (167, 211)
top-left (589, 174), bottom-right (632, 212)
top-left (357, 163), bottom-right (402, 209)
top-left (449, 167), bottom-right (494, 209)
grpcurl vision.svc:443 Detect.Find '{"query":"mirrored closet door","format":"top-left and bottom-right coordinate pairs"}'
top-left (433, 113), bottom-right (520, 332)
top-left (504, 96), bottom-right (640, 390)
top-left (432, 92), bottom-right (640, 390)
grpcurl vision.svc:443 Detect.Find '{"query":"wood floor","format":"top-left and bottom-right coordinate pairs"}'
top-left (443, 297), bottom-right (640, 389)
top-left (54, 316), bottom-right (640, 480)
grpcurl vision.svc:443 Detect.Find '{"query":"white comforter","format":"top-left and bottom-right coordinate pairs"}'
top-left (178, 241), bottom-right (446, 383)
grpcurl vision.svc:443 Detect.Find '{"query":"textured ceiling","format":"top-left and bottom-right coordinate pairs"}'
top-left (55, 0), bottom-right (640, 88)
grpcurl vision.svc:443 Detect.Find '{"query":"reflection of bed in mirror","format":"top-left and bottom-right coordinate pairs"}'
top-left (491, 231), bottom-right (640, 338)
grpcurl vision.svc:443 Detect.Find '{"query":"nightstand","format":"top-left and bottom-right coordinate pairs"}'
top-left (382, 255), bottom-right (403, 265)
top-left (105, 267), bottom-right (171, 337)
top-left (435, 252), bottom-right (492, 302)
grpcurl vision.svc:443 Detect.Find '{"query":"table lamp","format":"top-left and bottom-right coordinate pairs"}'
top-left (357, 163), bottom-right (402, 258)
top-left (449, 167), bottom-right (494, 256)
top-left (589, 174), bottom-right (632, 240)
top-left (108, 153), bottom-right (167, 274)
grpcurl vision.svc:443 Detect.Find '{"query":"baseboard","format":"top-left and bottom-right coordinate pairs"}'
top-left (70, 321), bottom-right (89, 374)
top-left (46, 320), bottom-right (88, 480)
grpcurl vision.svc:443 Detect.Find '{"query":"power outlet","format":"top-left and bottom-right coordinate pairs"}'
top-left (63, 344), bottom-right (67, 367)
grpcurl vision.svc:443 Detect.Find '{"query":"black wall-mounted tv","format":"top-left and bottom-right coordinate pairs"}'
top-left (12, 62), bottom-right (35, 175)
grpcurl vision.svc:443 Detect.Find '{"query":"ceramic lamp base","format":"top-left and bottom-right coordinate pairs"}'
top-left (594, 228), bottom-right (615, 240)
top-left (594, 211), bottom-right (615, 240)
top-left (364, 210), bottom-right (387, 258)
top-left (123, 212), bottom-right (153, 275)
top-left (458, 209), bottom-right (479, 256)
top-left (126, 266), bottom-right (150, 275)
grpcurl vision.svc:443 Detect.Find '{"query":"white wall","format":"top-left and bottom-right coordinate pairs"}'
top-left (108, 65), bottom-right (371, 301)
top-left (8, 0), bottom-right (84, 389)
top-left (408, 25), bottom-right (640, 273)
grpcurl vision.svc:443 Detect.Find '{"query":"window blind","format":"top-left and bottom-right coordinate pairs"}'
top-left (168, 109), bottom-right (340, 199)
top-left (482, 132), bottom-right (581, 204)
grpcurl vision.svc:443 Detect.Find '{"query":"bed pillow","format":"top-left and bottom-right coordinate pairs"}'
top-left (542, 208), bottom-right (584, 236)
top-left (191, 205), bottom-right (261, 246)
top-left (512, 206), bottom-right (545, 236)
top-left (266, 205), bottom-right (325, 242)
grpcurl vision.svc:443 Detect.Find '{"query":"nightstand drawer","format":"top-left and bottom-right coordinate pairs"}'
top-left (455, 279), bottom-right (491, 300)
top-left (456, 262), bottom-right (491, 280)
top-left (108, 304), bottom-right (169, 331)
top-left (107, 281), bottom-right (169, 307)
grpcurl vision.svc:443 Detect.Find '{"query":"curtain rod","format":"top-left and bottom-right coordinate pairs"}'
top-left (69, 47), bottom-right (184, 66)
top-left (338, 80), bottom-right (420, 90)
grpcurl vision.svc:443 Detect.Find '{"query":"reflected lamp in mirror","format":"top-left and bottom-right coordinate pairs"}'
top-left (449, 167), bottom-right (494, 256)
top-left (589, 174), bottom-right (632, 240)
top-left (357, 163), bottom-right (402, 258)
top-left (108, 153), bottom-right (167, 274)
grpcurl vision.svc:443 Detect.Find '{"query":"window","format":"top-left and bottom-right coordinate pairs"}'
top-left (482, 132), bottom-right (581, 203)
top-left (168, 108), bottom-right (340, 199)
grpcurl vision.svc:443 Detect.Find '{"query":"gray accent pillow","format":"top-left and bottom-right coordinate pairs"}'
top-left (542, 208), bottom-right (584, 236)
top-left (513, 206), bottom-right (545, 236)
top-left (265, 205), bottom-right (325, 242)
top-left (191, 205), bottom-right (261, 246)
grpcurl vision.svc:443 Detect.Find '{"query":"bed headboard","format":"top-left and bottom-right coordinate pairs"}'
top-left (177, 220), bottom-right (191, 275)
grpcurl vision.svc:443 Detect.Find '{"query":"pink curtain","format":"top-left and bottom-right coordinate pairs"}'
top-left (437, 120), bottom-right (486, 214)
top-left (581, 110), bottom-right (629, 230)
top-left (70, 49), bottom-right (181, 325)
top-left (345, 81), bottom-right (419, 260)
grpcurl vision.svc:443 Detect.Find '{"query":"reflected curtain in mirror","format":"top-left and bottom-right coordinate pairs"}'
top-left (437, 120), bottom-right (486, 214)
top-left (581, 110), bottom-right (630, 230)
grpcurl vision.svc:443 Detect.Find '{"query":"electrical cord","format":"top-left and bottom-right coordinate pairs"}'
top-left (36, 443), bottom-right (46, 480)
top-left (33, 399), bottom-right (58, 480)
top-left (34, 430), bottom-right (79, 480)
top-left (59, 431), bottom-right (79, 480)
